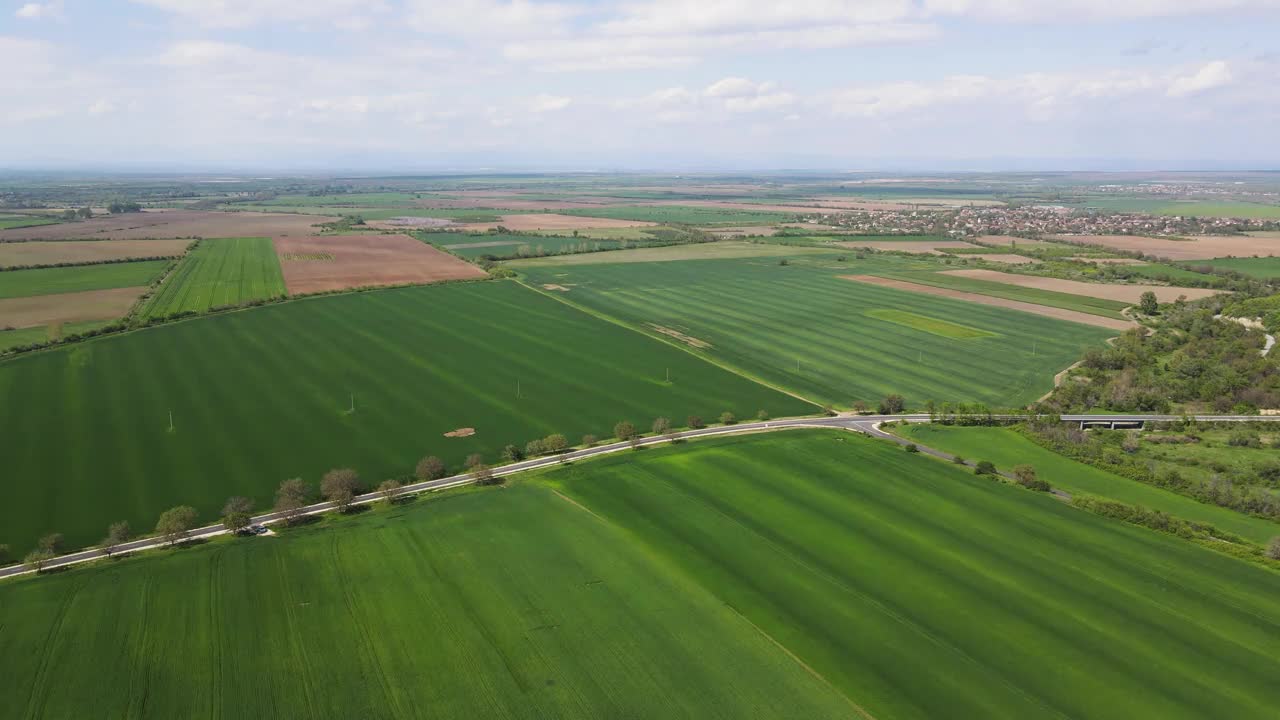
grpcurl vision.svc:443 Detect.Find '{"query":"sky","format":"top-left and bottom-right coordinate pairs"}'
top-left (3, 0), bottom-right (1279, 171)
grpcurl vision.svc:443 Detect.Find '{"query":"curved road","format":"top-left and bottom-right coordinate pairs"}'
top-left (2, 411), bottom-right (1274, 580)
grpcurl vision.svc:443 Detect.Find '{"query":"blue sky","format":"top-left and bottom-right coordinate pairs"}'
top-left (3, 0), bottom-right (1278, 171)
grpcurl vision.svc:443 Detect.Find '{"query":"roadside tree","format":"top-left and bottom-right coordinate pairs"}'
top-left (321, 468), bottom-right (362, 513)
top-left (719, 411), bottom-right (737, 425)
top-left (974, 460), bottom-right (997, 476)
top-left (378, 479), bottom-right (402, 506)
top-left (275, 478), bottom-right (310, 525)
top-left (24, 548), bottom-right (54, 573)
top-left (222, 496), bottom-right (254, 533)
top-left (155, 505), bottom-right (198, 546)
top-left (687, 415), bottom-right (705, 429)
top-left (415, 455), bottom-right (446, 481)
top-left (581, 434), bottom-right (598, 447)
top-left (502, 444), bottom-right (524, 463)
top-left (102, 521), bottom-right (131, 556)
top-left (37, 533), bottom-right (63, 555)
top-left (543, 434), bottom-right (569, 453)
top-left (652, 417), bottom-right (671, 436)
top-left (879, 394), bottom-right (906, 415)
top-left (614, 421), bottom-right (636, 441)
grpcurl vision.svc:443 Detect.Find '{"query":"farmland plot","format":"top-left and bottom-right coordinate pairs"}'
top-left (0, 260), bottom-right (168, 300)
top-left (140, 237), bottom-right (285, 318)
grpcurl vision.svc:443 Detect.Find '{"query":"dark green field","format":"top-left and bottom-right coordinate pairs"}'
top-left (419, 232), bottom-right (629, 259)
top-left (516, 255), bottom-right (1113, 408)
top-left (139, 237), bottom-right (285, 318)
top-left (2, 430), bottom-right (1275, 719)
top-left (0, 215), bottom-right (60, 230)
top-left (0, 280), bottom-right (811, 553)
top-left (872, 270), bottom-right (1132, 318)
top-left (0, 260), bottom-right (168, 299)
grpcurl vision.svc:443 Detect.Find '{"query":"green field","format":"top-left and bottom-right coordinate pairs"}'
top-left (1179, 256), bottom-right (1280, 279)
top-left (4, 430), bottom-right (1276, 719)
top-left (0, 260), bottom-right (168, 300)
top-left (864, 309), bottom-right (996, 339)
top-left (419, 232), bottom-right (629, 259)
top-left (0, 280), bottom-right (811, 553)
top-left (893, 424), bottom-right (1280, 544)
top-left (231, 204), bottom-right (504, 222)
top-left (873, 270), bottom-right (1132, 318)
top-left (1108, 262), bottom-right (1219, 282)
top-left (563, 205), bottom-right (795, 225)
top-left (1073, 198), bottom-right (1280, 219)
top-left (516, 255), bottom-right (1113, 408)
top-left (0, 215), bottom-right (60, 230)
top-left (140, 237), bottom-right (285, 318)
top-left (508, 239), bottom-right (838, 266)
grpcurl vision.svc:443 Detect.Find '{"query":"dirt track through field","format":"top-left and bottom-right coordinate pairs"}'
top-left (0, 239), bottom-right (191, 267)
top-left (0, 286), bottom-right (144, 328)
top-left (939, 269), bottom-right (1219, 302)
top-left (840, 275), bottom-right (1134, 330)
top-left (274, 234), bottom-right (486, 294)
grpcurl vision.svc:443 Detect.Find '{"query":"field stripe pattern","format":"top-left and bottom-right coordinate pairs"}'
top-left (140, 237), bottom-right (285, 318)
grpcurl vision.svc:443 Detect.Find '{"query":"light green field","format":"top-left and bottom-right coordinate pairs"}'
top-left (3, 430), bottom-right (1276, 719)
top-left (516, 255), bottom-right (1113, 408)
top-left (420, 232), bottom-right (629, 259)
top-left (563, 205), bottom-right (794, 225)
top-left (230, 204), bottom-right (504, 222)
top-left (0, 215), bottom-right (60, 230)
top-left (140, 237), bottom-right (285, 318)
top-left (0, 260), bottom-right (168, 300)
top-left (0, 280), bottom-right (811, 553)
top-left (873, 270), bottom-right (1132, 318)
top-left (0, 320), bottom-right (115, 352)
top-left (508, 240), bottom-right (838, 266)
top-left (1180, 256), bottom-right (1280, 279)
top-left (864, 308), bottom-right (996, 339)
top-left (1075, 198), bottom-right (1280, 219)
top-left (893, 424), bottom-right (1280, 544)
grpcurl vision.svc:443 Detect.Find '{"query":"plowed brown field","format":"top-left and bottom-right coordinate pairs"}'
top-left (0, 210), bottom-right (331, 241)
top-left (0, 286), bottom-right (144, 328)
top-left (1052, 234), bottom-right (1280, 261)
top-left (274, 234), bottom-right (486, 294)
top-left (939, 269), bottom-right (1219, 302)
top-left (0, 239), bottom-right (191, 267)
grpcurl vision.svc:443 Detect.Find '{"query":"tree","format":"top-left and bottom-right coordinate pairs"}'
top-left (465, 453), bottom-right (485, 471)
top-left (756, 409), bottom-right (770, 421)
top-left (102, 521), bottom-right (131, 556)
top-left (222, 496), bottom-right (254, 533)
top-left (952, 454), bottom-right (967, 465)
top-left (378, 479), bottom-right (402, 506)
top-left (1012, 464), bottom-right (1049, 490)
top-left (75, 206), bottom-right (92, 219)
top-left (1139, 291), bottom-right (1159, 316)
top-left (581, 434), bottom-right (598, 447)
top-left (852, 400), bottom-right (868, 414)
top-left (1267, 536), bottom-right (1280, 561)
top-left (687, 415), bottom-right (704, 429)
top-left (904, 443), bottom-right (919, 453)
top-left (155, 505), bottom-right (198, 546)
top-left (652, 417), bottom-right (671, 436)
top-left (524, 439), bottom-right (545, 457)
top-left (974, 460), bottom-right (997, 476)
top-left (0, 544), bottom-right (10, 566)
top-left (415, 455), bottom-right (446, 481)
top-left (879, 394), bottom-right (905, 415)
top-left (614, 420), bottom-right (636, 441)
top-left (321, 468), bottom-right (361, 513)
top-left (473, 463), bottom-right (502, 486)
top-left (24, 548), bottom-right (54, 573)
top-left (502, 444), bottom-right (524, 463)
top-left (719, 411), bottom-right (737, 425)
top-left (37, 533), bottom-right (64, 555)
top-left (543, 433), bottom-right (568, 453)
top-left (275, 478), bottom-right (310, 525)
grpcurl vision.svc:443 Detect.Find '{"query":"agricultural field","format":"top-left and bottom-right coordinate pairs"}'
top-left (0, 214), bottom-right (60, 230)
top-left (0, 239), bottom-right (190, 267)
top-left (0, 280), bottom-right (812, 553)
top-left (419, 232), bottom-right (629, 260)
top-left (0, 210), bottom-right (331, 242)
top-left (3, 430), bottom-right (1276, 718)
top-left (232, 205), bottom-right (504, 223)
top-left (869, 270), bottom-right (1133, 318)
top-left (508, 239), bottom-right (837, 266)
top-left (1179, 256), bottom-right (1280, 279)
top-left (893, 424), bottom-right (1280, 544)
top-left (515, 255), bottom-right (1113, 407)
top-left (552, 431), bottom-right (1280, 719)
top-left (0, 287), bottom-right (144, 330)
top-left (140, 238), bottom-right (285, 318)
top-left (1070, 197), bottom-right (1280, 219)
top-left (0, 260), bottom-right (168, 300)
top-left (274, 234), bottom-right (485, 293)
top-left (562, 205), bottom-right (794, 225)
top-left (1104, 262), bottom-right (1220, 283)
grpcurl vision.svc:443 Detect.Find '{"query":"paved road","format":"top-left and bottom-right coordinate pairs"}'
top-left (4, 411), bottom-right (1277, 580)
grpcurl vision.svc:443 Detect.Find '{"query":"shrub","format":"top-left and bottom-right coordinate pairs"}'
top-left (652, 417), bottom-right (671, 435)
top-left (525, 439), bottom-right (545, 457)
top-left (756, 409), bottom-right (770, 421)
top-left (878, 394), bottom-right (905, 415)
top-left (415, 456), bottom-right (446, 481)
top-left (952, 455), bottom-right (966, 465)
top-left (719, 411), bottom-right (737, 425)
top-left (614, 421), bottom-right (637, 441)
top-left (1013, 464), bottom-right (1051, 491)
top-left (502, 444), bottom-right (524, 463)
top-left (687, 415), bottom-right (705, 429)
top-left (904, 443), bottom-right (919, 453)
top-left (581, 434), bottom-right (598, 447)
top-left (974, 460), bottom-right (997, 476)
top-left (1268, 537), bottom-right (1280, 560)
top-left (543, 433), bottom-right (569, 453)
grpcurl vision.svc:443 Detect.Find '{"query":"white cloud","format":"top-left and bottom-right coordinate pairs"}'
top-left (703, 78), bottom-right (795, 112)
top-left (407, 0), bottom-right (581, 38)
top-left (924, 0), bottom-right (1280, 22)
top-left (15, 1), bottom-right (63, 20)
top-left (130, 0), bottom-right (384, 29)
top-left (529, 94), bottom-right (572, 112)
top-left (1167, 60), bottom-right (1233, 96)
top-left (600, 0), bottom-right (921, 35)
top-left (87, 99), bottom-right (116, 116)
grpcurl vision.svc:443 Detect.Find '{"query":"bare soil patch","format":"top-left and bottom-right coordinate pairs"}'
top-left (541, 284), bottom-right (571, 292)
top-left (274, 234), bottom-right (486, 294)
top-left (444, 427), bottom-right (476, 438)
top-left (0, 286), bottom-right (144, 329)
top-left (0, 239), bottom-right (191, 267)
top-left (647, 323), bottom-right (712, 349)
top-left (960, 254), bottom-right (1038, 264)
top-left (841, 275), bottom-right (1134, 331)
top-left (460, 214), bottom-right (657, 232)
top-left (0, 210), bottom-right (332, 241)
top-left (1051, 234), bottom-right (1280, 261)
top-left (939, 269), bottom-right (1219, 302)
top-left (835, 240), bottom-right (983, 255)
top-left (370, 217), bottom-right (455, 228)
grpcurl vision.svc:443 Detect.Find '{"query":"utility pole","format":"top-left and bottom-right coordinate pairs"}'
top-left (168, 410), bottom-right (174, 432)
top-left (666, 367), bottom-right (670, 383)
top-left (517, 380), bottom-right (521, 399)
top-left (349, 394), bottom-right (355, 413)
